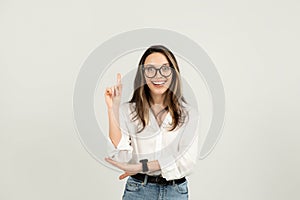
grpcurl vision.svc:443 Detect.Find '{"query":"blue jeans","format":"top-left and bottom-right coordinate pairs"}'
top-left (122, 176), bottom-right (189, 200)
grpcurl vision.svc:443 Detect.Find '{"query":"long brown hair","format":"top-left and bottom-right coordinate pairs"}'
top-left (129, 45), bottom-right (187, 133)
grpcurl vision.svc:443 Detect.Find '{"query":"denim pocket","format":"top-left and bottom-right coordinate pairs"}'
top-left (125, 177), bottom-right (142, 192)
top-left (175, 181), bottom-right (188, 194)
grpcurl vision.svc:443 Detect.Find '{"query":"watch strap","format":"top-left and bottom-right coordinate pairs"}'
top-left (139, 159), bottom-right (149, 172)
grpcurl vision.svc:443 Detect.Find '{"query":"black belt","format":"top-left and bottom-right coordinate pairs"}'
top-left (131, 173), bottom-right (186, 185)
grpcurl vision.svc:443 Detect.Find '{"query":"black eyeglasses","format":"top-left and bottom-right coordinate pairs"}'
top-left (142, 64), bottom-right (174, 78)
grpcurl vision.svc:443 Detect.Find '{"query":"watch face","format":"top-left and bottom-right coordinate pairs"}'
top-left (140, 159), bottom-right (149, 172)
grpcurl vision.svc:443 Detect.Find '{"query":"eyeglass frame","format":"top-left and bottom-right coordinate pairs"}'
top-left (141, 64), bottom-right (174, 78)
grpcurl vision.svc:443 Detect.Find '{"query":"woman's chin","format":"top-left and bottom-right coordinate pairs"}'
top-left (150, 87), bottom-right (168, 96)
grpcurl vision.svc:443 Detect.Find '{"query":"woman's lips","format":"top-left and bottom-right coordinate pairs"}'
top-left (152, 81), bottom-right (166, 85)
top-left (151, 80), bottom-right (166, 87)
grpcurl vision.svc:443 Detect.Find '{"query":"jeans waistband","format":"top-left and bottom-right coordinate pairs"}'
top-left (131, 173), bottom-right (186, 185)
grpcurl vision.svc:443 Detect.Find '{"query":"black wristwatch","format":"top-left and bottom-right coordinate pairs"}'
top-left (139, 159), bottom-right (149, 172)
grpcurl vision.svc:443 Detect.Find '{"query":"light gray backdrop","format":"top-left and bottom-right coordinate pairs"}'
top-left (1, 0), bottom-right (299, 200)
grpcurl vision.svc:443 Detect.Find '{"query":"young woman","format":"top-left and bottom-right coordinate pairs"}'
top-left (104, 45), bottom-right (199, 199)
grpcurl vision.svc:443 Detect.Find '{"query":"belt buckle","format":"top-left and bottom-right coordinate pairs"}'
top-left (157, 177), bottom-right (168, 185)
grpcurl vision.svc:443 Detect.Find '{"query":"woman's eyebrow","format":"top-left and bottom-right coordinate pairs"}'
top-left (145, 62), bottom-right (169, 66)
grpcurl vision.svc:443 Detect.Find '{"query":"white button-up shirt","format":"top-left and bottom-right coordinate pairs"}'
top-left (107, 102), bottom-right (200, 181)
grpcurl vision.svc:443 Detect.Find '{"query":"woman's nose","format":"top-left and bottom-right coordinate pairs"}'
top-left (154, 69), bottom-right (163, 78)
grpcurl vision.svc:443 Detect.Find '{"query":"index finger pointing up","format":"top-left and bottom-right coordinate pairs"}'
top-left (117, 73), bottom-right (121, 85)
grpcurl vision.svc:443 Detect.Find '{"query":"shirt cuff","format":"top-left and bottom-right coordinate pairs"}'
top-left (157, 155), bottom-right (181, 181)
top-left (107, 134), bottom-right (133, 163)
top-left (116, 133), bottom-right (131, 150)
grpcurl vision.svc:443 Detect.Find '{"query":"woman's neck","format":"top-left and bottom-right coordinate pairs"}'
top-left (150, 93), bottom-right (166, 107)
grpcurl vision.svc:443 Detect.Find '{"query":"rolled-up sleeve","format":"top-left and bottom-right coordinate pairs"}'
top-left (107, 103), bottom-right (133, 163)
top-left (157, 108), bottom-right (200, 180)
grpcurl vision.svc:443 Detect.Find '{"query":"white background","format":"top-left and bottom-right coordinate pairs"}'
top-left (1, 0), bottom-right (299, 199)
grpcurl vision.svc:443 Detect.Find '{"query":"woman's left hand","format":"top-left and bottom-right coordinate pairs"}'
top-left (105, 157), bottom-right (142, 180)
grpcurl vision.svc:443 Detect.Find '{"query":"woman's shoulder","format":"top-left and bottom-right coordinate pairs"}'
top-left (181, 102), bottom-right (199, 118)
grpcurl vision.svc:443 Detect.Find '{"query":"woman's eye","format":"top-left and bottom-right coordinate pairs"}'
top-left (162, 66), bottom-right (169, 71)
top-left (147, 67), bottom-right (155, 72)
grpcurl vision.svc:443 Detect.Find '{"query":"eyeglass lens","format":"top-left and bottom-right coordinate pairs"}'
top-left (143, 64), bottom-right (172, 78)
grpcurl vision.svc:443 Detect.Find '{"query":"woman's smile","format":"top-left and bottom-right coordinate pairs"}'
top-left (151, 80), bottom-right (167, 86)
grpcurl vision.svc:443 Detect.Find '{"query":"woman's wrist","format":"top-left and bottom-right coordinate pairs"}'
top-left (108, 104), bottom-right (121, 113)
top-left (147, 160), bottom-right (161, 172)
top-left (134, 160), bottom-right (161, 173)
top-left (136, 163), bottom-right (143, 173)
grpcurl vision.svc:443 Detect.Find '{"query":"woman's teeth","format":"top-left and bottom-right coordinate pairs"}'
top-left (152, 81), bottom-right (166, 85)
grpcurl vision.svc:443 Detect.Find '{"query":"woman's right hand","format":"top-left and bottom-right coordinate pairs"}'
top-left (105, 73), bottom-right (122, 109)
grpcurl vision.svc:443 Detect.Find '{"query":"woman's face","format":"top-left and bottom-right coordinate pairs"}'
top-left (143, 52), bottom-right (173, 97)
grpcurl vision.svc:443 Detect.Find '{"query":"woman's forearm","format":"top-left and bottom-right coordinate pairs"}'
top-left (108, 107), bottom-right (122, 148)
top-left (132, 160), bottom-right (161, 174)
top-left (147, 160), bottom-right (161, 172)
